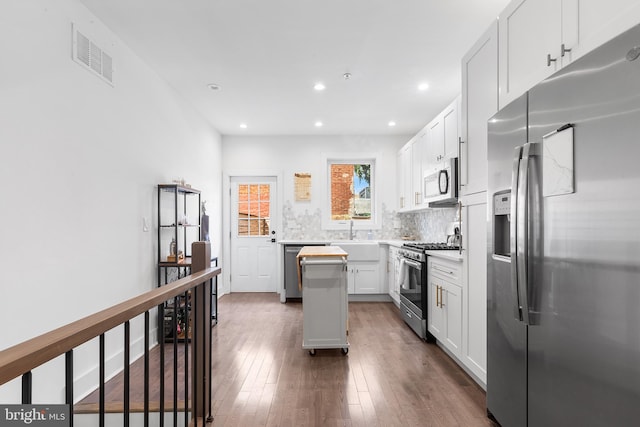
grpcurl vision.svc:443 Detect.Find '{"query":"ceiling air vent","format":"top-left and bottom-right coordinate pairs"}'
top-left (71, 23), bottom-right (114, 86)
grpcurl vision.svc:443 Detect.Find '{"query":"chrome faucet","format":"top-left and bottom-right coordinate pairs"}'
top-left (349, 220), bottom-right (355, 240)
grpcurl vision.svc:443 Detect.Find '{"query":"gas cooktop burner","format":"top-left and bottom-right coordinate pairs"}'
top-left (403, 242), bottom-right (460, 251)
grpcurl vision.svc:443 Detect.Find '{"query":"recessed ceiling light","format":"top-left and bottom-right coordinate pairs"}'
top-left (239, 123), bottom-right (247, 129)
top-left (388, 121), bottom-right (397, 127)
top-left (315, 121), bottom-right (323, 127)
top-left (314, 82), bottom-right (326, 91)
top-left (207, 83), bottom-right (221, 91)
top-left (418, 82), bottom-right (429, 91)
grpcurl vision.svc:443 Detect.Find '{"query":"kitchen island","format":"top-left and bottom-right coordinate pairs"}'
top-left (297, 245), bottom-right (349, 355)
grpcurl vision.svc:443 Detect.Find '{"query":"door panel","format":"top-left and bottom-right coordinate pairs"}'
top-left (461, 21), bottom-right (498, 195)
top-left (230, 177), bottom-right (277, 292)
top-left (527, 26), bottom-right (640, 426)
top-left (487, 94), bottom-right (528, 427)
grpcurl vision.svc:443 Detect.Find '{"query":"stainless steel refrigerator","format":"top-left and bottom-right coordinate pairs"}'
top-left (487, 24), bottom-right (640, 426)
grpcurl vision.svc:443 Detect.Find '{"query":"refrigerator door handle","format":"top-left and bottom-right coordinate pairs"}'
top-left (510, 146), bottom-right (523, 321)
top-left (517, 142), bottom-right (538, 325)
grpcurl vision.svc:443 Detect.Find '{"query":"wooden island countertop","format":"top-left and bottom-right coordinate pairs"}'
top-left (297, 246), bottom-right (348, 258)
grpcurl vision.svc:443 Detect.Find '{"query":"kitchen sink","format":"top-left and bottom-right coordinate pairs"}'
top-left (330, 241), bottom-right (379, 261)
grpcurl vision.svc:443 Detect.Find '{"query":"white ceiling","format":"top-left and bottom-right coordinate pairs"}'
top-left (78, 0), bottom-right (509, 136)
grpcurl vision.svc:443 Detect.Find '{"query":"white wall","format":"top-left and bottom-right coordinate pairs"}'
top-left (221, 134), bottom-right (407, 292)
top-left (0, 1), bottom-right (222, 402)
top-left (223, 134), bottom-right (407, 215)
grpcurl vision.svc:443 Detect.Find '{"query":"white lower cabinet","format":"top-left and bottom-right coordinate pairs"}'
top-left (387, 246), bottom-right (401, 305)
top-left (461, 193), bottom-right (488, 385)
top-left (347, 262), bottom-right (380, 294)
top-left (427, 257), bottom-right (463, 359)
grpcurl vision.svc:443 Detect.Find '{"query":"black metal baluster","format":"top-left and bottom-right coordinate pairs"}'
top-left (159, 303), bottom-right (165, 427)
top-left (99, 334), bottom-right (105, 427)
top-left (201, 281), bottom-right (207, 426)
top-left (207, 278), bottom-right (214, 423)
top-left (21, 371), bottom-right (32, 404)
top-left (173, 296), bottom-right (178, 426)
top-left (184, 291), bottom-right (189, 427)
top-left (144, 311), bottom-right (149, 427)
top-left (193, 284), bottom-right (198, 427)
top-left (124, 321), bottom-right (130, 427)
top-left (65, 351), bottom-right (74, 427)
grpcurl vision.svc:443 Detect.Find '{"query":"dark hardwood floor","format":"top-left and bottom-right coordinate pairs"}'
top-left (77, 292), bottom-right (495, 426)
top-left (209, 293), bottom-right (492, 427)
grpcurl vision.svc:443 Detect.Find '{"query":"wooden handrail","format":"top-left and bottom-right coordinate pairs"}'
top-left (0, 266), bottom-right (221, 386)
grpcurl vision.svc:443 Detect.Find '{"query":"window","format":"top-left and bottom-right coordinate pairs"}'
top-left (237, 183), bottom-right (270, 236)
top-left (330, 163), bottom-right (371, 220)
top-left (324, 155), bottom-right (379, 230)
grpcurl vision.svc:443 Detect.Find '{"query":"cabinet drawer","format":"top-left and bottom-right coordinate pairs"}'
top-left (428, 258), bottom-right (461, 283)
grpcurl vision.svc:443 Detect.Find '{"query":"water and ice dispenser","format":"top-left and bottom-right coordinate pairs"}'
top-left (493, 191), bottom-right (511, 258)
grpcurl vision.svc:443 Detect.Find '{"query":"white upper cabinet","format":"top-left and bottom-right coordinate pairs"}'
top-left (397, 96), bottom-right (460, 212)
top-left (425, 96), bottom-right (460, 173)
top-left (498, 0), bottom-right (559, 108)
top-left (442, 97), bottom-right (461, 162)
top-left (460, 21), bottom-right (499, 196)
top-left (411, 132), bottom-right (427, 209)
top-left (425, 114), bottom-right (443, 173)
top-left (561, 0), bottom-right (640, 67)
top-left (397, 142), bottom-right (411, 211)
top-left (499, 0), bottom-right (640, 108)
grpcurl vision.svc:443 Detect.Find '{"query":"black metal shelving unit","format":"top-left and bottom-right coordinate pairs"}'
top-left (157, 184), bottom-right (218, 342)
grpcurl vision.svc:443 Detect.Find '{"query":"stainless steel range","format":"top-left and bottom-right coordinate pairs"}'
top-left (399, 242), bottom-right (460, 340)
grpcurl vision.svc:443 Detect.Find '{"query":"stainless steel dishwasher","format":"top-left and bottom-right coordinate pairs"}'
top-left (284, 244), bottom-right (325, 300)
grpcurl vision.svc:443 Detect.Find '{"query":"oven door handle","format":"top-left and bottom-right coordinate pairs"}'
top-left (403, 259), bottom-right (422, 270)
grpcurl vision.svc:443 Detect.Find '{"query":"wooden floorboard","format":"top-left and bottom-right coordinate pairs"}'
top-left (77, 292), bottom-right (496, 426)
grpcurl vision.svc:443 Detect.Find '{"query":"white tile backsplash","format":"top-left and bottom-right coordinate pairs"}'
top-left (282, 201), bottom-right (401, 240)
top-left (282, 200), bottom-right (457, 243)
top-left (397, 208), bottom-right (458, 242)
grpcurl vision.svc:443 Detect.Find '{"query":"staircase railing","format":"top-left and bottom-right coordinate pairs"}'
top-left (0, 242), bottom-right (220, 427)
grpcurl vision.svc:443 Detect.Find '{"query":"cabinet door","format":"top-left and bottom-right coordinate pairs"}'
top-left (411, 137), bottom-right (424, 208)
top-left (561, 0), bottom-right (640, 67)
top-left (392, 255), bottom-right (401, 303)
top-left (397, 143), bottom-right (411, 211)
top-left (428, 279), bottom-right (444, 339)
top-left (498, 0), bottom-right (560, 107)
top-left (388, 248), bottom-right (400, 303)
top-left (444, 282), bottom-right (462, 358)
top-left (426, 116), bottom-right (444, 171)
top-left (442, 96), bottom-right (460, 161)
top-left (354, 263), bottom-right (379, 294)
top-left (387, 257), bottom-right (394, 299)
top-left (461, 21), bottom-right (498, 196)
top-left (347, 266), bottom-right (355, 294)
top-left (462, 200), bottom-right (488, 383)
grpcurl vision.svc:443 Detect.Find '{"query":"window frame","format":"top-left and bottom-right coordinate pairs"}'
top-left (321, 153), bottom-right (381, 231)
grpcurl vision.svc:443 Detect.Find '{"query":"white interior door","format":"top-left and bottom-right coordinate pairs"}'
top-left (230, 176), bottom-right (278, 292)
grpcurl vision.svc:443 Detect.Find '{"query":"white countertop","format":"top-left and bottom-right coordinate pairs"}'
top-left (278, 239), bottom-right (463, 260)
top-left (278, 240), bottom-right (331, 245)
top-left (278, 239), bottom-right (409, 247)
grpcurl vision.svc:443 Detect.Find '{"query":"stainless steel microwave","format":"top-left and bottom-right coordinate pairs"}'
top-left (424, 157), bottom-right (458, 207)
